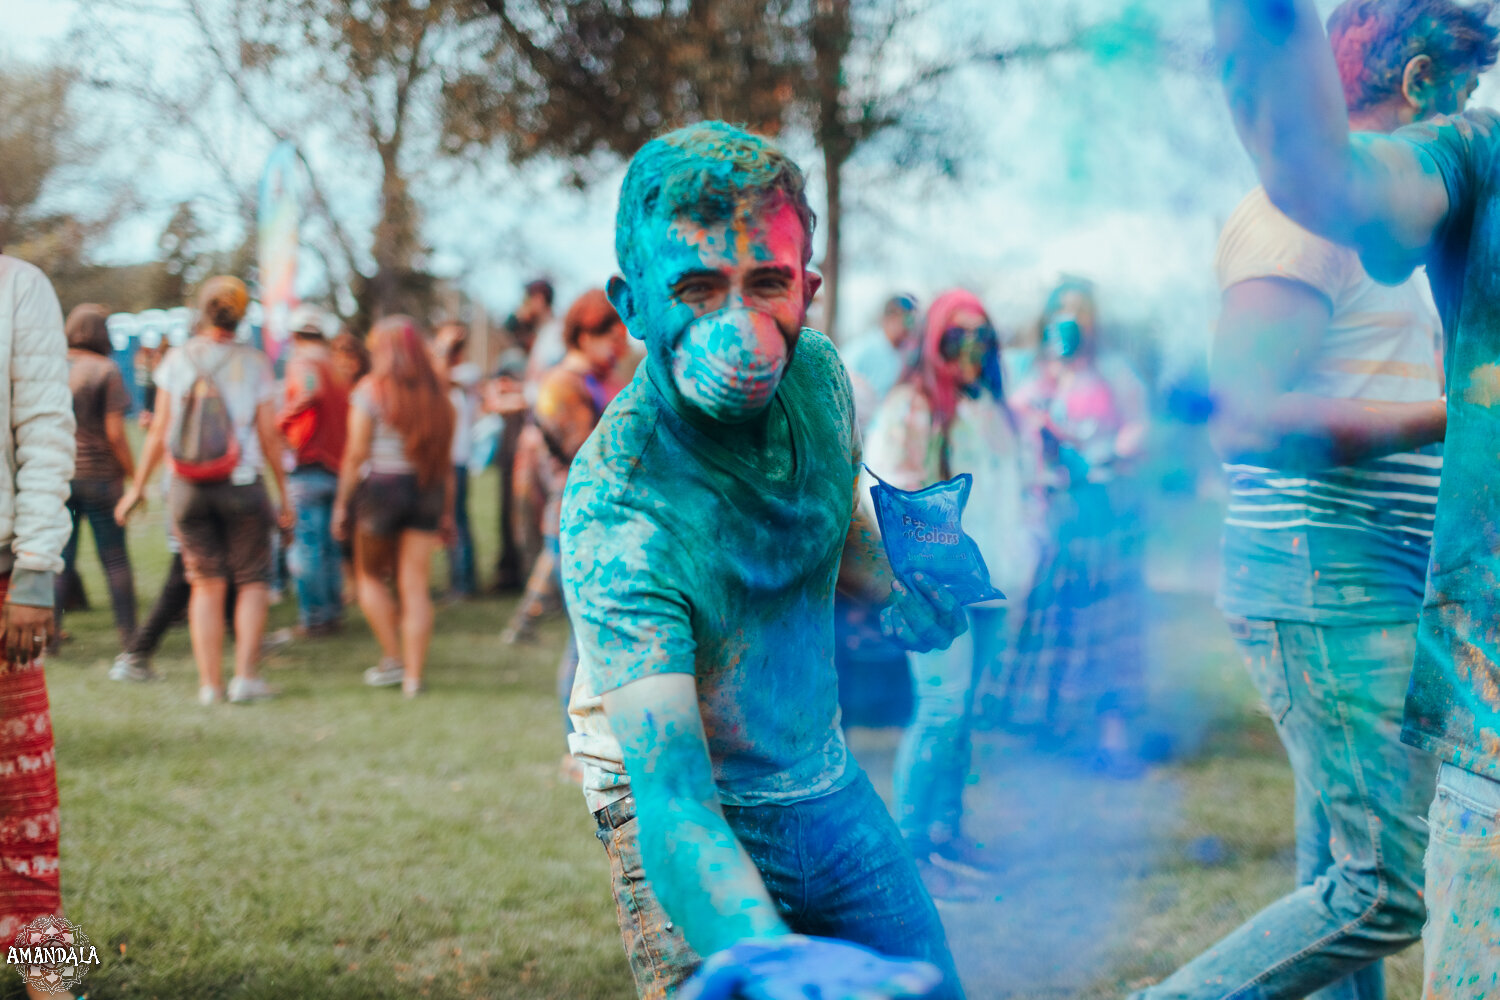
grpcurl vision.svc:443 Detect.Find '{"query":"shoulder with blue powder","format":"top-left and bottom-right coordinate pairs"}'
top-left (788, 328), bottom-right (859, 453)
top-left (559, 375), bottom-right (698, 693)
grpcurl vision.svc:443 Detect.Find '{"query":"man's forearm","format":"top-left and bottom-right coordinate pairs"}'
top-left (1217, 394), bottom-right (1445, 467)
top-left (837, 506), bottom-right (893, 604)
top-left (635, 798), bottom-right (790, 956)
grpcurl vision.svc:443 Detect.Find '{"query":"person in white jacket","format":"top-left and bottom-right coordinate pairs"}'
top-left (860, 287), bottom-right (1038, 901)
top-left (0, 252), bottom-right (79, 992)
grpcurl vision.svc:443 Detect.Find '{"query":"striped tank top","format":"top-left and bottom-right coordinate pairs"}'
top-left (1215, 188), bottom-right (1443, 625)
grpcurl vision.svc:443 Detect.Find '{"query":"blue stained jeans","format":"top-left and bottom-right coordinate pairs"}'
top-left (56, 478), bottom-right (137, 643)
top-left (448, 465), bottom-right (476, 596)
top-left (287, 467), bottom-right (342, 629)
top-left (594, 771), bottom-right (964, 1000)
top-left (1421, 762), bottom-right (1500, 998)
top-left (1136, 619), bottom-right (1437, 1000)
top-left (894, 607), bottom-right (1003, 845)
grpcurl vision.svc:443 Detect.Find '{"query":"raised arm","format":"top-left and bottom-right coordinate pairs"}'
top-left (603, 673), bottom-right (789, 955)
top-left (1213, 0), bottom-right (1452, 275)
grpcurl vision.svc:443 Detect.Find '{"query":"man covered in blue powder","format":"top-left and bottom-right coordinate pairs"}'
top-left (1142, 3), bottom-right (1496, 999)
top-left (1162, 0), bottom-right (1500, 996)
top-left (559, 121), bottom-right (968, 1000)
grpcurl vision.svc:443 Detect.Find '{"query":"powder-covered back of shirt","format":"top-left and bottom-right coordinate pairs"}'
top-left (561, 329), bottom-right (859, 811)
top-left (1385, 108), bottom-right (1500, 778)
top-left (1214, 187), bottom-right (1443, 626)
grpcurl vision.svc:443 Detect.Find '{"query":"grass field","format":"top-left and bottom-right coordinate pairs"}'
top-left (28, 475), bottom-right (1424, 999)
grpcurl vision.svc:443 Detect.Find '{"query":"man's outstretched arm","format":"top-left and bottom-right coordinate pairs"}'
top-left (1214, 0), bottom-right (1451, 276)
top-left (603, 673), bottom-right (789, 956)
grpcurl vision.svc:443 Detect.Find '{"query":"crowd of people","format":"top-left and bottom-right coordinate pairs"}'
top-left (0, 0), bottom-right (1495, 998)
top-left (51, 274), bottom-right (638, 710)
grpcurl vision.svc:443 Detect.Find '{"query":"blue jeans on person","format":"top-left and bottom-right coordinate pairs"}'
top-left (287, 466), bottom-right (342, 629)
top-left (894, 607), bottom-right (1003, 846)
top-left (56, 478), bottom-right (137, 644)
top-left (1135, 620), bottom-right (1437, 1000)
top-left (546, 535), bottom-right (580, 738)
top-left (1420, 762), bottom-right (1500, 997)
top-left (594, 770), bottom-right (963, 1000)
top-left (448, 465), bottom-right (476, 596)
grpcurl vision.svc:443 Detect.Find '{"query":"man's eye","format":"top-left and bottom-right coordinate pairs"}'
top-left (752, 276), bottom-right (791, 295)
top-left (676, 281), bottom-right (714, 300)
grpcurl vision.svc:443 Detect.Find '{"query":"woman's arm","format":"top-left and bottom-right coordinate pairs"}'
top-left (116, 393), bottom-right (171, 525)
top-left (255, 399), bottom-right (293, 531)
top-left (103, 411), bottom-right (135, 483)
top-left (331, 404), bottom-right (374, 541)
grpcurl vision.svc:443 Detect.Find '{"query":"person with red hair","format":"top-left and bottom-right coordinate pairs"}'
top-left (860, 288), bottom-right (1039, 900)
top-left (332, 316), bottom-right (455, 698)
top-left (504, 290), bottom-right (631, 773)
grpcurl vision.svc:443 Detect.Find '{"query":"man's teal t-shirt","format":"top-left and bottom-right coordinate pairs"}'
top-left (559, 329), bottom-right (860, 808)
top-left (1387, 109), bottom-right (1500, 779)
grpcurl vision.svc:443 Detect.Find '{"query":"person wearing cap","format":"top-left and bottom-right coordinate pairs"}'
top-left (841, 294), bottom-right (919, 429)
top-left (0, 251), bottom-right (76, 984)
top-left (116, 276), bottom-right (292, 705)
top-left (277, 304), bottom-right (349, 638)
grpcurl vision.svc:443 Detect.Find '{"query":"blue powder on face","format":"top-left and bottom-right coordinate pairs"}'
top-left (866, 468), bottom-right (1005, 607)
top-left (614, 121), bottom-right (817, 287)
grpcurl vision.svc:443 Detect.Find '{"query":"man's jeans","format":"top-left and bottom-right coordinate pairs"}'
top-left (1422, 762), bottom-right (1500, 997)
top-left (895, 607), bottom-right (1003, 845)
top-left (287, 467), bottom-right (342, 629)
top-left (448, 465), bottom-right (476, 596)
top-left (1136, 620), bottom-right (1437, 1000)
top-left (593, 771), bottom-right (964, 1000)
top-left (57, 478), bottom-right (136, 644)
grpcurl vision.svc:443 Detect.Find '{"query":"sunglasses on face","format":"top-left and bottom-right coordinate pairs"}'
top-left (938, 324), bottom-right (997, 362)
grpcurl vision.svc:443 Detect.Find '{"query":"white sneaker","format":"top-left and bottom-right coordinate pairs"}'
top-left (363, 659), bottom-right (404, 688)
top-left (109, 653), bottom-right (158, 683)
top-left (260, 628), bottom-right (296, 654)
top-left (227, 675), bottom-right (279, 703)
top-left (198, 685), bottom-right (224, 706)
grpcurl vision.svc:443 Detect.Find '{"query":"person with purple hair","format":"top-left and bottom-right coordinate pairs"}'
top-left (1147, 0), bottom-right (1500, 995)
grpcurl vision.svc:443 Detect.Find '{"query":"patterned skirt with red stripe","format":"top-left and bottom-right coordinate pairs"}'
top-left (0, 591), bottom-right (60, 947)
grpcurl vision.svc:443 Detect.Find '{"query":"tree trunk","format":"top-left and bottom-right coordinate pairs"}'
top-left (811, 0), bottom-right (852, 343)
top-left (821, 142), bottom-right (843, 343)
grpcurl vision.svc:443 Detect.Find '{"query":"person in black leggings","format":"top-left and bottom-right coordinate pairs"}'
top-left (111, 549), bottom-right (235, 681)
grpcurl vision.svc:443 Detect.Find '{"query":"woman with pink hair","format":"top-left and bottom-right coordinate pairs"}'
top-left (860, 288), bottom-right (1039, 900)
top-left (332, 316), bottom-right (455, 698)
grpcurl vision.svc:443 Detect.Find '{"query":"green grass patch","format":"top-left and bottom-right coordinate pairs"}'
top-left (36, 482), bottom-right (1425, 998)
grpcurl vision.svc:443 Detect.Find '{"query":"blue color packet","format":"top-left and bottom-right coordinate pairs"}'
top-left (865, 466), bottom-right (1005, 607)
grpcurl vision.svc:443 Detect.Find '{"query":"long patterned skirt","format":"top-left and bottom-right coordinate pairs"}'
top-left (0, 584), bottom-right (61, 947)
top-left (986, 479), bottom-right (1147, 741)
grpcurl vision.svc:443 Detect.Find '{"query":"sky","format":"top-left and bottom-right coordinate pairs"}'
top-left (10, 0), bottom-right (1500, 372)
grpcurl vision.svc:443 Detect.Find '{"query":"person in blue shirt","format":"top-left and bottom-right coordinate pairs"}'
top-left (559, 121), bottom-right (967, 1000)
